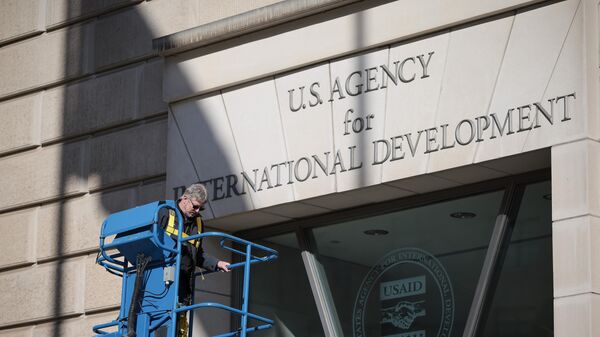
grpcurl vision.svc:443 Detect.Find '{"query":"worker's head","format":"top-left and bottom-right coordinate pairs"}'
top-left (179, 183), bottom-right (208, 218)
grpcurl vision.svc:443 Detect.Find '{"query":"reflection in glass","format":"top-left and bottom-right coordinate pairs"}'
top-left (481, 181), bottom-right (553, 337)
top-left (248, 233), bottom-right (324, 337)
top-left (243, 180), bottom-right (553, 337)
top-left (312, 190), bottom-right (505, 337)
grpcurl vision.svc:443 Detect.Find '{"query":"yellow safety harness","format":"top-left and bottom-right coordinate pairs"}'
top-left (165, 209), bottom-right (202, 248)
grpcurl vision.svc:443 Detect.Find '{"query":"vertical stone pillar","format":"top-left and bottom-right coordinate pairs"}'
top-left (551, 139), bottom-right (600, 336)
top-left (553, 0), bottom-right (600, 333)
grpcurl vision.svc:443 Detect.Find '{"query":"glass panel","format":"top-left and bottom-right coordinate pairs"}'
top-left (481, 181), bottom-right (553, 337)
top-left (248, 232), bottom-right (324, 337)
top-left (312, 190), bottom-right (505, 337)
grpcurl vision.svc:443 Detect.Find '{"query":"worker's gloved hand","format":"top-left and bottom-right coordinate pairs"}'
top-left (217, 260), bottom-right (231, 272)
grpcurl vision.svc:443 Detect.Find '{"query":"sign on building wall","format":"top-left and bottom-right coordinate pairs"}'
top-left (167, 0), bottom-right (581, 220)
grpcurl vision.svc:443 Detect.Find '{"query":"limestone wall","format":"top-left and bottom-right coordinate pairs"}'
top-left (0, 1), bottom-right (282, 335)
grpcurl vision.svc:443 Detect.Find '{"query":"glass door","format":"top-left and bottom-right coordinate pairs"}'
top-left (244, 176), bottom-right (552, 337)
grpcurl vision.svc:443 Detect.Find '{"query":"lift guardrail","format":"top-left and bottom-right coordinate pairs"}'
top-left (93, 200), bottom-right (278, 337)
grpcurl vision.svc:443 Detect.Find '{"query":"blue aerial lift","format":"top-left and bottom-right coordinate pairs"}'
top-left (92, 200), bottom-right (278, 337)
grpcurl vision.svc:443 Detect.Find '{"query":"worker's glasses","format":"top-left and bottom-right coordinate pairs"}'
top-left (190, 201), bottom-right (204, 210)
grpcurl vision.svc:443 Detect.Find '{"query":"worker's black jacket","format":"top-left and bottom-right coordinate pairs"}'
top-left (157, 201), bottom-right (219, 304)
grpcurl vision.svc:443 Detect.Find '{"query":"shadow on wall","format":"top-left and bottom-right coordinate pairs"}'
top-left (49, 2), bottom-right (237, 337)
top-left (163, 7), bottom-right (377, 224)
top-left (50, 1), bottom-right (373, 336)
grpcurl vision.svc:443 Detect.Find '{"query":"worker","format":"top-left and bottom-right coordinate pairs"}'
top-left (158, 183), bottom-right (230, 337)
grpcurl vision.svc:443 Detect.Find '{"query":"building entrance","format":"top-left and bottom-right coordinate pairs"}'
top-left (245, 177), bottom-right (552, 337)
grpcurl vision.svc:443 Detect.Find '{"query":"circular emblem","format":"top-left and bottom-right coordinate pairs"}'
top-left (352, 248), bottom-right (454, 337)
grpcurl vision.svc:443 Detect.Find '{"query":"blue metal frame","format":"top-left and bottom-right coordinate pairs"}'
top-left (93, 201), bottom-right (278, 337)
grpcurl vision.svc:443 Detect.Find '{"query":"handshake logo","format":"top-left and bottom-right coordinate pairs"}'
top-left (379, 275), bottom-right (427, 330)
top-left (352, 249), bottom-right (454, 337)
top-left (381, 300), bottom-right (426, 329)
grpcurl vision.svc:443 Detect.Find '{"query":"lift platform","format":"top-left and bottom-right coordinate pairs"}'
top-left (92, 200), bottom-right (278, 337)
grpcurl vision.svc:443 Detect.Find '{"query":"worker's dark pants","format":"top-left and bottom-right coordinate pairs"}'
top-left (178, 269), bottom-right (194, 306)
top-left (177, 270), bottom-right (194, 337)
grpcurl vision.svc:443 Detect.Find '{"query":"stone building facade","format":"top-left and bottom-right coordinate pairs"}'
top-left (0, 0), bottom-right (599, 337)
top-left (0, 1), bottom-right (281, 336)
